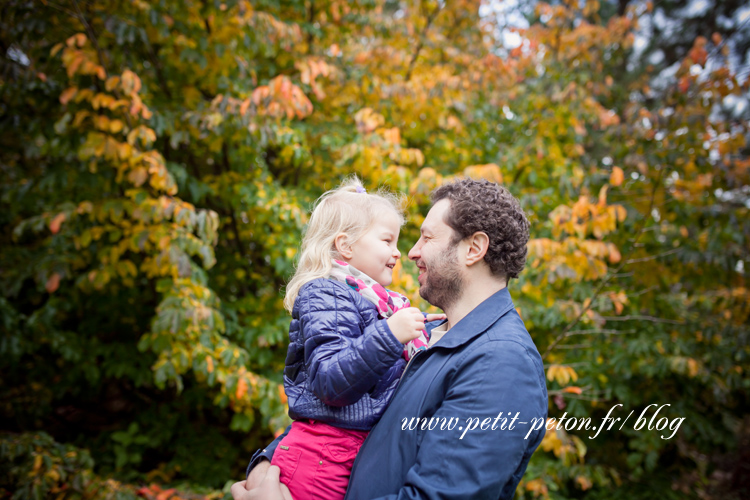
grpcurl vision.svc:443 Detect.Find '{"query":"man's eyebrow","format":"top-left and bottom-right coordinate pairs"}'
top-left (420, 226), bottom-right (433, 236)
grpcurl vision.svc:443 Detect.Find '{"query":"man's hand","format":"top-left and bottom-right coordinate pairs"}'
top-left (231, 465), bottom-right (293, 500)
top-left (387, 307), bottom-right (427, 344)
top-left (244, 460), bottom-right (270, 490)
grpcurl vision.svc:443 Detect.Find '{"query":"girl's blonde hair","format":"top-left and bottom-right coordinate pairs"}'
top-left (284, 176), bottom-right (405, 312)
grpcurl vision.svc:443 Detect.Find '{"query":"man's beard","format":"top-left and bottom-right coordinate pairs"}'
top-left (419, 244), bottom-right (464, 311)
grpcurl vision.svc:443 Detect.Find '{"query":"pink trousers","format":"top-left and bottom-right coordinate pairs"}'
top-left (270, 420), bottom-right (368, 500)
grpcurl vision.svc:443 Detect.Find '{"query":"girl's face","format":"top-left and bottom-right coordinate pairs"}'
top-left (345, 210), bottom-right (402, 286)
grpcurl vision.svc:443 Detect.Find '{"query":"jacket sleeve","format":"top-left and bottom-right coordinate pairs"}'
top-left (244, 425), bottom-right (289, 478)
top-left (373, 340), bottom-right (548, 500)
top-left (299, 281), bottom-right (404, 407)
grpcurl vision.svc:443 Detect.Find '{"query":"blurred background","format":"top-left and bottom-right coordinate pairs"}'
top-left (1, 0), bottom-right (748, 498)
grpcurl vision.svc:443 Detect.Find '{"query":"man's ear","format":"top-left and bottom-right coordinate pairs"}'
top-left (464, 232), bottom-right (489, 266)
top-left (334, 233), bottom-right (353, 259)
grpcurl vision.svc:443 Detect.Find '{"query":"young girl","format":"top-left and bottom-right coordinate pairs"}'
top-left (270, 177), bottom-right (442, 500)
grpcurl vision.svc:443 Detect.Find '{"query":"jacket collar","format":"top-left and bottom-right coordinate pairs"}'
top-left (429, 287), bottom-right (515, 350)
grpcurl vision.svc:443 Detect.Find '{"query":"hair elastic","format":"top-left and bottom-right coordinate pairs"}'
top-left (355, 186), bottom-right (366, 194)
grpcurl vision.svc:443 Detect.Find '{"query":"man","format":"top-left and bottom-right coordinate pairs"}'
top-left (233, 179), bottom-right (548, 499)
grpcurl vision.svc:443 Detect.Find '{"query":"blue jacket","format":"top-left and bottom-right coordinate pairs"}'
top-left (283, 278), bottom-right (406, 430)
top-left (249, 287), bottom-right (548, 499)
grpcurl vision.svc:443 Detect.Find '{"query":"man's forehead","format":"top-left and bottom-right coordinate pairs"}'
top-left (421, 199), bottom-right (451, 233)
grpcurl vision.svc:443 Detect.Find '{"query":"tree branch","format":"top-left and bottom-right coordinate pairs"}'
top-left (542, 168), bottom-right (668, 359)
top-left (566, 329), bottom-right (637, 336)
top-left (624, 248), bottom-right (681, 264)
top-left (405, 4), bottom-right (442, 82)
top-left (599, 315), bottom-right (684, 325)
top-left (71, 0), bottom-right (107, 74)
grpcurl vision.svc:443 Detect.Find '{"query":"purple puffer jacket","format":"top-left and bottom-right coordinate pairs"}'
top-left (283, 278), bottom-right (406, 430)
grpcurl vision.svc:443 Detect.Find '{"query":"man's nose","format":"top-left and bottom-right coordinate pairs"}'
top-left (408, 244), bottom-right (419, 261)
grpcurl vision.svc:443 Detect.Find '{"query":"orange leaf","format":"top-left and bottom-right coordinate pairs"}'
top-left (609, 166), bottom-right (624, 187)
top-left (46, 273), bottom-right (61, 293)
top-left (136, 486), bottom-right (151, 497)
top-left (156, 488), bottom-right (176, 500)
top-left (562, 386), bottom-right (583, 394)
top-left (239, 98), bottom-right (251, 116)
top-left (49, 213), bottom-right (66, 234)
top-left (236, 377), bottom-right (248, 400)
top-left (678, 77), bottom-right (690, 93)
top-left (607, 243), bottom-right (621, 264)
top-left (60, 87), bottom-right (77, 105)
top-left (575, 475), bottom-right (593, 490)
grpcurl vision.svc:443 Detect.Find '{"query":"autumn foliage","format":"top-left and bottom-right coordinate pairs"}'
top-left (1, 0), bottom-right (748, 499)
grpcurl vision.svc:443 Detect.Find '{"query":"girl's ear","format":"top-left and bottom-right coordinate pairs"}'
top-left (334, 232), bottom-right (353, 259)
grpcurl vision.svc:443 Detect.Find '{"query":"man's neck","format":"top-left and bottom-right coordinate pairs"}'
top-left (443, 275), bottom-right (507, 330)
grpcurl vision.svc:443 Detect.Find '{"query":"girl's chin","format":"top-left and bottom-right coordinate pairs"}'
top-left (378, 276), bottom-right (393, 287)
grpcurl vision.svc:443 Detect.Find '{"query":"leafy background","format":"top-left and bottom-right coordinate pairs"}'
top-left (1, 0), bottom-right (748, 499)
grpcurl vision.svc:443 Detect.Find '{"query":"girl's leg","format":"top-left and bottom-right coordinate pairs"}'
top-left (270, 421), bottom-right (368, 500)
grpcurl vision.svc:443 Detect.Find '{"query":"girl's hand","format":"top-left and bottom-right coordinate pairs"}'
top-left (387, 307), bottom-right (426, 344)
top-left (425, 313), bottom-right (447, 323)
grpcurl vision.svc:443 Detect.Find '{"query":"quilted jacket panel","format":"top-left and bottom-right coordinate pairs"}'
top-left (284, 278), bottom-right (406, 430)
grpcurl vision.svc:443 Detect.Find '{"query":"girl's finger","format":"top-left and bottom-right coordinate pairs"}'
top-left (425, 313), bottom-right (446, 321)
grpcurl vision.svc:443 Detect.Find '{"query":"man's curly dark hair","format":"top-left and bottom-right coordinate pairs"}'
top-left (431, 179), bottom-right (530, 280)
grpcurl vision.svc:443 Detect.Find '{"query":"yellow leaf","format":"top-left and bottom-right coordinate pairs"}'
top-left (51, 43), bottom-right (64, 57)
top-left (596, 186), bottom-right (607, 208)
top-left (615, 205), bottom-right (627, 222)
top-left (67, 54), bottom-right (84, 78)
top-left (45, 469), bottom-right (60, 482)
top-left (110, 120), bottom-right (124, 134)
top-left (105, 76), bottom-right (120, 92)
top-left (128, 168), bottom-right (148, 187)
top-left (121, 69), bottom-right (142, 94)
top-left (126, 129), bottom-right (138, 145)
top-left (464, 164), bottom-right (503, 184)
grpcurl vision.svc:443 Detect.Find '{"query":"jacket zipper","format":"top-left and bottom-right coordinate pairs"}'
top-left (395, 347), bottom-right (427, 391)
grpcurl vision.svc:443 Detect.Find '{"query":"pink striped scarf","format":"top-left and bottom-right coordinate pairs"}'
top-left (329, 260), bottom-right (429, 361)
